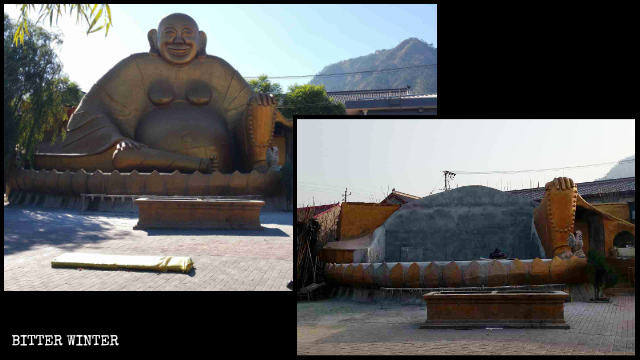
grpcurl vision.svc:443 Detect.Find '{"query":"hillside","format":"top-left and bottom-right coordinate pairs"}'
top-left (598, 155), bottom-right (635, 180)
top-left (309, 38), bottom-right (437, 95)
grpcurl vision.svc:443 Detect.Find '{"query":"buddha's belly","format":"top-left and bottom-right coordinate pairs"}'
top-left (135, 104), bottom-right (232, 172)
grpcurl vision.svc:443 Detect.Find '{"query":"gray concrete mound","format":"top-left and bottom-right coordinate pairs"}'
top-left (375, 185), bottom-right (546, 262)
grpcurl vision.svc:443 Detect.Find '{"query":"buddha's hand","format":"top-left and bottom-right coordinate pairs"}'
top-left (249, 93), bottom-right (277, 107)
top-left (241, 93), bottom-right (278, 172)
top-left (250, 92), bottom-right (291, 128)
top-left (543, 177), bottom-right (578, 258)
top-left (549, 177), bottom-right (575, 191)
top-left (116, 138), bottom-right (146, 152)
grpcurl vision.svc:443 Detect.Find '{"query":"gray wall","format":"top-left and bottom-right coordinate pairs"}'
top-left (375, 186), bottom-right (546, 262)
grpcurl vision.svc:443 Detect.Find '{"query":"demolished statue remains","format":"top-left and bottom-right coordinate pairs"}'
top-left (323, 177), bottom-right (634, 290)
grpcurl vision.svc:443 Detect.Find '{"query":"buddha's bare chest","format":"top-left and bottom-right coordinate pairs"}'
top-left (146, 78), bottom-right (212, 106)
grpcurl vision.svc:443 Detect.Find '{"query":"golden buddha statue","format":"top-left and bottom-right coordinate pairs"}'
top-left (35, 13), bottom-right (292, 174)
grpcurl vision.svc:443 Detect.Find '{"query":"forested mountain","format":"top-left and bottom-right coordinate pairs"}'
top-left (309, 37), bottom-right (437, 95)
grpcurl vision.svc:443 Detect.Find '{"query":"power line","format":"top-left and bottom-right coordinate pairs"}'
top-left (451, 158), bottom-right (635, 175)
top-left (298, 185), bottom-right (383, 201)
top-left (275, 92), bottom-right (435, 109)
top-left (298, 185), bottom-right (373, 197)
top-left (298, 180), bottom-right (382, 193)
top-left (299, 188), bottom-right (374, 199)
top-left (300, 189), bottom-right (340, 194)
top-left (276, 103), bottom-right (344, 109)
top-left (244, 63), bottom-right (437, 80)
top-left (298, 182), bottom-right (351, 192)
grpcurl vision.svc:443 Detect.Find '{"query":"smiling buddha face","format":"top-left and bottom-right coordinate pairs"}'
top-left (149, 13), bottom-right (205, 65)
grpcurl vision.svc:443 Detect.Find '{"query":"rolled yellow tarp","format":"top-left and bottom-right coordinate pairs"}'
top-left (51, 253), bottom-right (194, 273)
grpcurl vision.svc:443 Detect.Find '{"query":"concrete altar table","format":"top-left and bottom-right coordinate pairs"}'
top-left (134, 196), bottom-right (264, 230)
top-left (421, 290), bottom-right (570, 329)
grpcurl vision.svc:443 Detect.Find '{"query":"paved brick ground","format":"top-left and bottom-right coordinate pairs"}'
top-left (297, 295), bottom-right (635, 355)
top-left (4, 206), bottom-right (292, 291)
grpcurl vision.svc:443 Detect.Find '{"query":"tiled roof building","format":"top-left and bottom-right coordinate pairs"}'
top-left (507, 177), bottom-right (635, 203)
top-left (297, 203), bottom-right (341, 220)
top-left (380, 189), bottom-right (421, 205)
top-left (326, 87), bottom-right (437, 116)
top-left (326, 87), bottom-right (412, 105)
top-left (509, 176), bottom-right (636, 223)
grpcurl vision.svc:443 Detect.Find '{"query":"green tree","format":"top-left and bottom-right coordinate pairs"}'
top-left (279, 84), bottom-right (345, 119)
top-left (11, 4), bottom-right (112, 46)
top-left (4, 13), bottom-right (72, 183)
top-left (39, 77), bottom-right (85, 144)
top-left (248, 74), bottom-right (283, 101)
top-left (58, 76), bottom-right (84, 107)
top-left (586, 249), bottom-right (618, 301)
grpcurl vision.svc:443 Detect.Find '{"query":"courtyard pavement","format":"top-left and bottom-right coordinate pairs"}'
top-left (4, 205), bottom-right (292, 291)
top-left (297, 295), bottom-right (635, 355)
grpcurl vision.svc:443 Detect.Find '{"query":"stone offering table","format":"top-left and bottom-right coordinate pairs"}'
top-left (421, 290), bottom-right (570, 329)
top-left (134, 196), bottom-right (264, 230)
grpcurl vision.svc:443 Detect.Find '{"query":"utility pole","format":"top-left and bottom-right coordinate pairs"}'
top-left (443, 171), bottom-right (456, 191)
top-left (342, 188), bottom-right (351, 202)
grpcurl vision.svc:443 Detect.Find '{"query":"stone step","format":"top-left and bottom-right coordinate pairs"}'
top-left (604, 287), bottom-right (635, 296)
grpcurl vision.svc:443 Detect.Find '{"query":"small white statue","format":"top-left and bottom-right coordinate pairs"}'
top-left (573, 230), bottom-right (585, 258)
top-left (567, 232), bottom-right (576, 251)
top-left (266, 146), bottom-right (281, 171)
top-left (561, 233), bottom-right (576, 259)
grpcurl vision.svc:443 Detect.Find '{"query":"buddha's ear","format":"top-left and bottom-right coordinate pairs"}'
top-left (198, 31), bottom-right (207, 56)
top-left (148, 29), bottom-right (159, 54)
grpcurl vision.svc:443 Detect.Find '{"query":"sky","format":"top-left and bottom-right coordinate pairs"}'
top-left (3, 4), bottom-right (437, 93)
top-left (297, 119), bottom-right (636, 207)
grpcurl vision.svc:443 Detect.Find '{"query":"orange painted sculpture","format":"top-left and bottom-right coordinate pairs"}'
top-left (325, 257), bottom-right (589, 288)
top-left (321, 176), bottom-right (634, 290)
top-left (34, 13), bottom-right (292, 174)
top-left (534, 177), bottom-right (635, 260)
top-left (533, 177), bottom-right (578, 258)
top-left (7, 13), bottom-right (293, 206)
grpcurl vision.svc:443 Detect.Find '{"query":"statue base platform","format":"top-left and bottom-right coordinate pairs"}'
top-left (133, 196), bottom-right (265, 230)
top-left (421, 290), bottom-right (570, 329)
top-left (6, 167), bottom-right (291, 211)
top-left (7, 167), bottom-right (282, 197)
